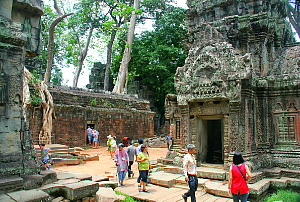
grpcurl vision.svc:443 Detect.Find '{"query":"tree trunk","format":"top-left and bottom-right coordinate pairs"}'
top-left (104, 29), bottom-right (117, 91)
top-left (24, 67), bottom-right (56, 144)
top-left (72, 27), bottom-right (94, 87)
top-left (112, 0), bottom-right (139, 94)
top-left (44, 13), bottom-right (72, 83)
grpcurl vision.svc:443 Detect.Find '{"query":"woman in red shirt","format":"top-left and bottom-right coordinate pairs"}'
top-left (228, 152), bottom-right (252, 202)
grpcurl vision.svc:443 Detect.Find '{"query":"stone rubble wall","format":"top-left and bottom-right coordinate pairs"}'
top-left (29, 86), bottom-right (155, 147)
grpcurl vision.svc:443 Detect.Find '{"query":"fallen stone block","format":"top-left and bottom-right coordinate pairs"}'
top-left (63, 180), bottom-right (99, 201)
top-left (7, 189), bottom-right (50, 202)
top-left (249, 179), bottom-right (271, 196)
top-left (23, 174), bottom-right (43, 190)
top-left (83, 155), bottom-right (99, 161)
top-left (96, 187), bottom-right (125, 202)
top-left (40, 170), bottom-right (57, 185)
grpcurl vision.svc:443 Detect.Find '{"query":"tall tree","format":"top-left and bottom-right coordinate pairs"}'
top-left (113, 0), bottom-right (140, 93)
top-left (113, 5), bottom-right (187, 113)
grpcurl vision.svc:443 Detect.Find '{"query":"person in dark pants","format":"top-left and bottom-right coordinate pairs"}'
top-left (182, 144), bottom-right (198, 202)
top-left (126, 141), bottom-right (137, 177)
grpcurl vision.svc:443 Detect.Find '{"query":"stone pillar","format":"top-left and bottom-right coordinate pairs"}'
top-left (0, 16), bottom-right (27, 179)
top-left (0, 0), bottom-right (13, 19)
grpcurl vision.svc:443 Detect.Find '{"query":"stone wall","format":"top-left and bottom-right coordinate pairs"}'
top-left (29, 86), bottom-right (155, 147)
top-left (0, 0), bottom-right (43, 191)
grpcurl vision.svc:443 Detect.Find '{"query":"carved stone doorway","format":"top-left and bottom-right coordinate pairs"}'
top-left (197, 117), bottom-right (224, 165)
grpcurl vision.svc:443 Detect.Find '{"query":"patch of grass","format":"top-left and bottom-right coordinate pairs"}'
top-left (115, 191), bottom-right (144, 202)
top-left (264, 189), bottom-right (300, 202)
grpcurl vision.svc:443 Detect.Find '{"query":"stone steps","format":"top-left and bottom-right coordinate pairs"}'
top-left (34, 144), bottom-right (98, 166)
top-left (148, 161), bottom-right (300, 200)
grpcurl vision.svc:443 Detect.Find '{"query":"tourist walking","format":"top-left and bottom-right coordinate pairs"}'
top-left (182, 144), bottom-right (198, 202)
top-left (92, 129), bottom-right (99, 148)
top-left (136, 145), bottom-right (150, 192)
top-left (87, 126), bottom-right (93, 145)
top-left (107, 135), bottom-right (117, 159)
top-left (127, 141), bottom-right (137, 178)
top-left (228, 152), bottom-right (252, 202)
top-left (166, 134), bottom-right (171, 150)
top-left (39, 143), bottom-right (51, 170)
top-left (114, 143), bottom-right (129, 186)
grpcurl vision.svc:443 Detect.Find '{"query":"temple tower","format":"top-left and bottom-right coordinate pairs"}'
top-left (166, 0), bottom-right (299, 170)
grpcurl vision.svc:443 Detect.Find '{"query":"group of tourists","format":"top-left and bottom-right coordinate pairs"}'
top-left (112, 138), bottom-right (150, 192)
top-left (87, 126), bottom-right (100, 148)
top-left (182, 143), bottom-right (253, 202)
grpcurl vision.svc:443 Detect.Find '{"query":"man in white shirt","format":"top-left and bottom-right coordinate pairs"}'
top-left (182, 144), bottom-right (198, 202)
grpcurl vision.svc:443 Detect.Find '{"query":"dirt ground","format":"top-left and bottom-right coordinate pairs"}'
top-left (53, 146), bottom-right (169, 177)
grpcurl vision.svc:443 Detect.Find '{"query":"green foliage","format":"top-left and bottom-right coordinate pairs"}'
top-left (264, 189), bottom-right (300, 202)
top-left (115, 191), bottom-right (144, 202)
top-left (90, 98), bottom-right (98, 106)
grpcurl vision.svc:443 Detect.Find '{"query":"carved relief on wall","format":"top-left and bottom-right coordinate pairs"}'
top-left (175, 25), bottom-right (252, 105)
top-left (274, 102), bottom-right (299, 145)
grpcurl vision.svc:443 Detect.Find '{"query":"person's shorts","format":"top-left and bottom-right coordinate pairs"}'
top-left (88, 135), bottom-right (92, 141)
top-left (42, 158), bottom-right (49, 164)
top-left (93, 139), bottom-right (99, 143)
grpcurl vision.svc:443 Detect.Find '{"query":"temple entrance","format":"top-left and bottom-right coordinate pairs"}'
top-left (197, 117), bottom-right (224, 164)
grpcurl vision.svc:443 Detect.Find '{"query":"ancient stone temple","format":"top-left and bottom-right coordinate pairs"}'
top-left (166, 0), bottom-right (299, 171)
top-left (0, 0), bottom-right (44, 193)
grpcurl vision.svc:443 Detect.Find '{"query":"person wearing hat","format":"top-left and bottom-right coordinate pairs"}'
top-left (114, 143), bottom-right (129, 186)
top-left (107, 135), bottom-right (117, 159)
top-left (182, 144), bottom-right (198, 202)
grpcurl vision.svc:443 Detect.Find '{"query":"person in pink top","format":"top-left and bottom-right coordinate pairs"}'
top-left (114, 143), bottom-right (129, 186)
top-left (228, 152), bottom-right (252, 202)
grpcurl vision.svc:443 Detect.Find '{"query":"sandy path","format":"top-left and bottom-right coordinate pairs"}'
top-left (53, 146), bottom-right (168, 176)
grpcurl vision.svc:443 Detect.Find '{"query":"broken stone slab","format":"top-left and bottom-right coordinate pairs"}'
top-left (249, 171), bottom-right (263, 184)
top-left (148, 171), bottom-right (181, 188)
top-left (39, 183), bottom-right (66, 196)
top-left (248, 178), bottom-right (271, 196)
top-left (63, 180), bottom-right (99, 201)
top-left (54, 179), bottom-right (81, 185)
top-left (270, 177), bottom-right (300, 189)
top-left (22, 174), bottom-right (43, 190)
top-left (55, 171), bottom-right (92, 181)
top-left (0, 194), bottom-right (15, 202)
top-left (7, 189), bottom-right (50, 202)
top-left (56, 172), bottom-right (78, 180)
top-left (92, 175), bottom-right (109, 182)
top-left (40, 170), bottom-right (57, 185)
top-left (204, 181), bottom-right (231, 198)
top-left (262, 167), bottom-right (282, 178)
top-left (51, 158), bottom-right (81, 166)
top-left (97, 181), bottom-right (118, 189)
top-left (196, 167), bottom-right (227, 180)
top-left (0, 177), bottom-right (23, 194)
top-left (163, 166), bottom-right (183, 174)
top-left (96, 187), bottom-right (125, 202)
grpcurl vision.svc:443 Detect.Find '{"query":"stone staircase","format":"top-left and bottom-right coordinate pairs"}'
top-left (34, 144), bottom-right (99, 167)
top-left (148, 158), bottom-right (300, 201)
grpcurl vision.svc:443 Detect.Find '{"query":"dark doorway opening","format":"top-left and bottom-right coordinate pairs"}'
top-left (206, 120), bottom-right (223, 163)
top-left (86, 124), bottom-right (95, 144)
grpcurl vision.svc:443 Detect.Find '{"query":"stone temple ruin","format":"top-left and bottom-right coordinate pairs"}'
top-left (166, 0), bottom-right (299, 171)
